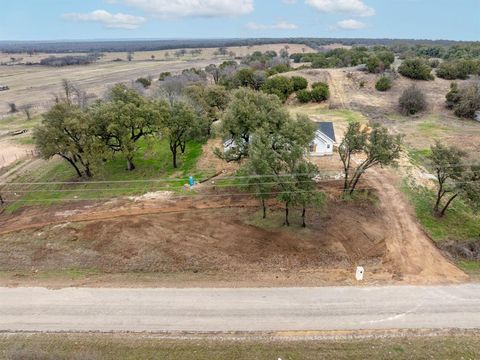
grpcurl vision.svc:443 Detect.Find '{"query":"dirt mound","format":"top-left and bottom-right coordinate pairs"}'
top-left (0, 202), bottom-right (380, 270)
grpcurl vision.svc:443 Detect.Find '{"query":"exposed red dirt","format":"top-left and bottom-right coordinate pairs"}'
top-left (0, 172), bottom-right (467, 287)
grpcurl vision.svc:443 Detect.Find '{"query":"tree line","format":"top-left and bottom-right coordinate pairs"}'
top-left (2, 38), bottom-right (471, 54)
top-left (33, 82), bottom-right (217, 177)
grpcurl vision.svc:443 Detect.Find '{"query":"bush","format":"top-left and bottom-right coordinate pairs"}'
top-left (261, 76), bottom-right (294, 102)
top-left (399, 85), bottom-right (427, 115)
top-left (398, 58), bottom-right (434, 80)
top-left (310, 82), bottom-right (330, 102)
top-left (429, 59), bottom-right (440, 68)
top-left (375, 50), bottom-right (395, 68)
top-left (291, 76), bottom-right (308, 91)
top-left (366, 55), bottom-right (383, 73)
top-left (233, 68), bottom-right (255, 88)
top-left (265, 63), bottom-right (291, 76)
top-left (159, 72), bottom-right (171, 81)
top-left (375, 76), bottom-right (392, 91)
top-left (446, 82), bottom-right (461, 109)
top-left (136, 77), bottom-right (152, 88)
top-left (436, 60), bottom-right (471, 80)
top-left (297, 89), bottom-right (312, 103)
top-left (453, 83), bottom-right (480, 119)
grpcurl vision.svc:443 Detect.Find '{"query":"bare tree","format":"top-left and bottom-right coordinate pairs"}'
top-left (61, 79), bottom-right (75, 104)
top-left (61, 79), bottom-right (88, 108)
top-left (19, 104), bottom-right (33, 120)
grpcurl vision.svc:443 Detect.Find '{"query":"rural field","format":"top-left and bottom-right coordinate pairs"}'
top-left (0, 43), bottom-right (316, 115)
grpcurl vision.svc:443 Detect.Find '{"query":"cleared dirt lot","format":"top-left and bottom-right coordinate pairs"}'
top-left (0, 168), bottom-right (467, 287)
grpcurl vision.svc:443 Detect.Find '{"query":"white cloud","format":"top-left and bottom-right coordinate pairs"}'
top-left (123, 0), bottom-right (254, 18)
top-left (246, 21), bottom-right (298, 30)
top-left (305, 0), bottom-right (375, 17)
top-left (336, 19), bottom-right (367, 30)
top-left (63, 10), bottom-right (146, 29)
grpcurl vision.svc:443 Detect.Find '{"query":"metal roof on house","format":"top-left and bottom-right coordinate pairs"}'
top-left (316, 122), bottom-right (336, 142)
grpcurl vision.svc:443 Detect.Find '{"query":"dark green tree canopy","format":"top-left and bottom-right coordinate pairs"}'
top-left (34, 103), bottom-right (101, 178)
top-left (219, 88), bottom-right (290, 161)
top-left (90, 84), bottom-right (162, 170)
top-left (398, 58), bottom-right (434, 80)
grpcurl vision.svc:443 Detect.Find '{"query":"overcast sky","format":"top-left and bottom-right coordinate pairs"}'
top-left (1, 0), bottom-right (479, 41)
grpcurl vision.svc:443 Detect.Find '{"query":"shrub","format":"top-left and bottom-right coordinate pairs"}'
top-left (159, 72), bottom-right (171, 81)
top-left (261, 76), bottom-right (294, 102)
top-left (398, 58), bottom-right (434, 80)
top-left (375, 76), bottom-right (392, 91)
top-left (446, 82), bottom-right (461, 109)
top-left (375, 50), bottom-right (395, 68)
top-left (233, 68), bottom-right (255, 88)
top-left (8, 102), bottom-right (17, 113)
top-left (366, 55), bottom-right (383, 73)
top-left (399, 85), bottom-right (427, 115)
top-left (436, 60), bottom-right (471, 80)
top-left (291, 76), bottom-right (308, 91)
top-left (265, 63), bottom-right (291, 76)
top-left (136, 77), bottom-right (152, 88)
top-left (297, 89), bottom-right (312, 103)
top-left (453, 83), bottom-right (480, 119)
top-left (429, 59), bottom-right (440, 68)
top-left (310, 82), bottom-right (330, 102)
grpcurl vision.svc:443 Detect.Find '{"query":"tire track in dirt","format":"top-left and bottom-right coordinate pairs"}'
top-left (365, 168), bottom-right (468, 283)
top-left (0, 198), bottom-right (259, 236)
top-left (326, 69), bottom-right (348, 108)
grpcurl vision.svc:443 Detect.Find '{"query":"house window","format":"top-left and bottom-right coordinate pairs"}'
top-left (309, 143), bottom-right (317, 152)
top-left (327, 144), bottom-right (331, 149)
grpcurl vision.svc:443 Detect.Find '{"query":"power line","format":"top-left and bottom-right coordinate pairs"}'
top-left (0, 189), bottom-right (333, 204)
top-left (2, 162), bottom-right (480, 186)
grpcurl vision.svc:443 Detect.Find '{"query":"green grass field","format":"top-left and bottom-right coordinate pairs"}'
top-left (1, 334), bottom-right (479, 360)
top-left (3, 137), bottom-right (207, 213)
top-left (402, 182), bottom-right (480, 243)
top-left (287, 104), bottom-right (367, 124)
top-left (407, 148), bottom-right (432, 167)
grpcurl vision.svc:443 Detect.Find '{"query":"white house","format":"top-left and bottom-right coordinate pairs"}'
top-left (309, 122), bottom-right (336, 156)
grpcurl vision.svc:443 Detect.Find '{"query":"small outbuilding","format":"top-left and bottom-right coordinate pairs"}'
top-left (309, 122), bottom-right (336, 156)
